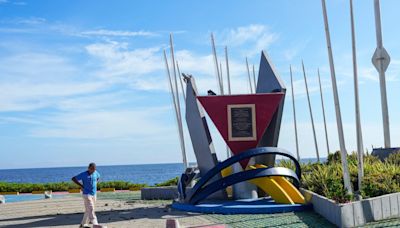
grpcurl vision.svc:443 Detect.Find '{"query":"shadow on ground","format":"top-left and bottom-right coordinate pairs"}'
top-left (0, 206), bottom-right (200, 228)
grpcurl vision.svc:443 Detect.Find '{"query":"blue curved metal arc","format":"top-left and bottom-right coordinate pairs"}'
top-left (178, 173), bottom-right (188, 200)
top-left (186, 147), bottom-right (300, 202)
top-left (189, 167), bottom-right (299, 205)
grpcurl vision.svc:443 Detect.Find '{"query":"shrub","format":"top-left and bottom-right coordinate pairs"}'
top-left (98, 181), bottom-right (148, 190)
top-left (300, 151), bottom-right (400, 202)
top-left (386, 151), bottom-right (400, 166)
top-left (155, 177), bottom-right (179, 187)
top-left (0, 181), bottom-right (150, 193)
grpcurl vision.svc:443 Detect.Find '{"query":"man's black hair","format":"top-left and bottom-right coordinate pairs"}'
top-left (88, 162), bottom-right (96, 168)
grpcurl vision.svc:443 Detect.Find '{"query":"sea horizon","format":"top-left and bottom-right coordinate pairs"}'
top-left (0, 157), bottom-right (325, 185)
top-left (0, 157), bottom-right (325, 171)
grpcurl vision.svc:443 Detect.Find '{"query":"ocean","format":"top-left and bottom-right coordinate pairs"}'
top-left (0, 163), bottom-right (186, 185)
top-left (0, 158), bottom-right (324, 185)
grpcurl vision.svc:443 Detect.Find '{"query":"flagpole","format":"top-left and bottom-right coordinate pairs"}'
top-left (350, 0), bottom-right (364, 193)
top-left (170, 34), bottom-right (188, 169)
top-left (302, 61), bottom-right (320, 162)
top-left (163, 49), bottom-right (187, 170)
top-left (245, 57), bottom-right (253, 93)
top-left (372, 0), bottom-right (391, 148)
top-left (290, 65), bottom-right (300, 161)
top-left (225, 46), bottom-right (232, 95)
top-left (176, 61), bottom-right (186, 100)
top-left (220, 61), bottom-right (224, 92)
top-left (252, 64), bottom-right (257, 90)
top-left (318, 69), bottom-right (330, 155)
top-left (225, 46), bottom-right (232, 159)
top-left (321, 0), bottom-right (353, 194)
top-left (211, 33), bottom-right (223, 94)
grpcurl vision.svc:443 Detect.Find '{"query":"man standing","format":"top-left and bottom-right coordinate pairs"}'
top-left (72, 163), bottom-right (101, 228)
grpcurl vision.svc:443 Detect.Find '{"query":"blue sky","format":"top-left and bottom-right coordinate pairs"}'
top-left (0, 0), bottom-right (399, 169)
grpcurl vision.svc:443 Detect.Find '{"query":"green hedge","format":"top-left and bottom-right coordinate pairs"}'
top-left (0, 179), bottom-right (178, 193)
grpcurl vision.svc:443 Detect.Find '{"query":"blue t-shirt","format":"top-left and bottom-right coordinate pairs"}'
top-left (75, 170), bottom-right (100, 195)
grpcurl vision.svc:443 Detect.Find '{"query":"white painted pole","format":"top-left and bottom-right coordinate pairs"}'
top-left (252, 64), bottom-right (257, 90)
top-left (318, 69), bottom-right (330, 155)
top-left (225, 47), bottom-right (232, 159)
top-left (290, 65), bottom-right (300, 161)
top-left (163, 49), bottom-right (187, 170)
top-left (302, 61), bottom-right (320, 162)
top-left (321, 0), bottom-right (353, 195)
top-left (350, 0), bottom-right (364, 193)
top-left (176, 61), bottom-right (186, 100)
top-left (220, 61), bottom-right (224, 93)
top-left (211, 33), bottom-right (223, 94)
top-left (170, 34), bottom-right (188, 170)
top-left (372, 0), bottom-right (391, 148)
top-left (225, 46), bottom-right (232, 95)
top-left (245, 57), bottom-right (253, 93)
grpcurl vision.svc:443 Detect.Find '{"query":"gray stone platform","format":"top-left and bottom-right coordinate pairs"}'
top-left (302, 189), bottom-right (400, 227)
top-left (141, 187), bottom-right (179, 200)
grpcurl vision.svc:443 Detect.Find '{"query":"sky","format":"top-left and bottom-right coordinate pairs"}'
top-left (0, 0), bottom-right (399, 169)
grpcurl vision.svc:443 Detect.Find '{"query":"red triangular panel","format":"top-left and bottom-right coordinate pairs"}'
top-left (198, 93), bottom-right (284, 168)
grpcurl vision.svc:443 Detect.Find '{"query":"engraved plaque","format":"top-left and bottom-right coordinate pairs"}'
top-left (228, 104), bottom-right (256, 141)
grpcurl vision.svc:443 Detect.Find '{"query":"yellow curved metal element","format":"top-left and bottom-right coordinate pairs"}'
top-left (250, 174), bottom-right (295, 204)
top-left (270, 176), bottom-right (305, 204)
top-left (221, 166), bottom-right (233, 197)
top-left (249, 164), bottom-right (305, 204)
top-left (221, 166), bottom-right (233, 178)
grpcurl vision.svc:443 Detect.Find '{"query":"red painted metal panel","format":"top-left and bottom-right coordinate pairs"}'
top-left (198, 93), bottom-right (284, 168)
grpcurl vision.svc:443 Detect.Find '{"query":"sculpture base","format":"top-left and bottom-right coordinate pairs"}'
top-left (172, 197), bottom-right (312, 214)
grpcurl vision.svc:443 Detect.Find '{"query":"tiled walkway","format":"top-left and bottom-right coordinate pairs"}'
top-left (97, 192), bottom-right (400, 228)
top-left (206, 212), bottom-right (335, 228)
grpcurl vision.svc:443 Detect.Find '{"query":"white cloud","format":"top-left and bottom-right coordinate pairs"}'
top-left (282, 39), bottom-right (311, 61)
top-left (13, 1), bottom-right (26, 5)
top-left (0, 82), bottom-right (106, 112)
top-left (56, 91), bottom-right (134, 112)
top-left (0, 116), bottom-right (42, 125)
top-left (81, 29), bottom-right (157, 37)
top-left (218, 24), bottom-right (279, 57)
top-left (30, 107), bottom-right (172, 139)
top-left (173, 49), bottom-right (253, 94)
top-left (0, 53), bottom-right (79, 81)
top-left (0, 17), bottom-right (45, 26)
top-left (14, 17), bottom-right (45, 25)
top-left (0, 28), bottom-right (36, 33)
top-left (86, 41), bottom-right (164, 79)
top-left (0, 50), bottom-right (112, 112)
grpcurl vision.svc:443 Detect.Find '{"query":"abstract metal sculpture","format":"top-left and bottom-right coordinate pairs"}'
top-left (255, 51), bottom-right (286, 168)
top-left (172, 51), bottom-right (309, 214)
